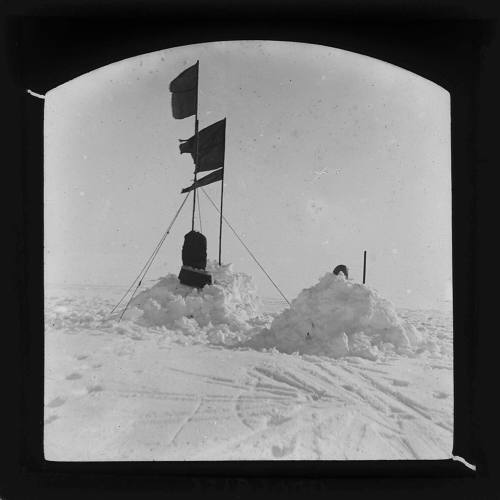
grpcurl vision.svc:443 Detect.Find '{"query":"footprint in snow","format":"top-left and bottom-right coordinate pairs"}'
top-left (271, 445), bottom-right (288, 458)
top-left (87, 384), bottom-right (104, 393)
top-left (271, 438), bottom-right (297, 458)
top-left (392, 379), bottom-right (409, 387)
top-left (310, 392), bottom-right (325, 401)
top-left (433, 391), bottom-right (449, 399)
top-left (47, 396), bottom-right (66, 408)
top-left (346, 358), bottom-right (361, 364)
top-left (430, 365), bottom-right (450, 370)
top-left (268, 414), bottom-right (292, 426)
top-left (75, 354), bottom-right (89, 360)
top-left (65, 372), bottom-right (83, 380)
top-left (44, 414), bottom-right (59, 424)
top-left (389, 406), bottom-right (403, 414)
top-left (398, 414), bottom-right (416, 420)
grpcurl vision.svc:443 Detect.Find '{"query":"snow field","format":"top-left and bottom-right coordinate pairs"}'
top-left (246, 272), bottom-right (426, 359)
top-left (44, 266), bottom-right (453, 460)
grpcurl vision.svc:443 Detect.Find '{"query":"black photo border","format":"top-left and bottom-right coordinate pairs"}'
top-left (2, 0), bottom-right (496, 498)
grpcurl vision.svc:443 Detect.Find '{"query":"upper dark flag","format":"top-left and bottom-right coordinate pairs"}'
top-left (169, 62), bottom-right (198, 119)
top-left (181, 168), bottom-right (223, 193)
top-left (179, 118), bottom-right (226, 172)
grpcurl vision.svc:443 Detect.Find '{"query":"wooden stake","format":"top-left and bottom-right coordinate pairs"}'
top-left (363, 250), bottom-right (367, 284)
top-left (190, 61), bottom-right (200, 232)
top-left (218, 167), bottom-right (224, 266)
top-left (218, 118), bottom-right (226, 266)
top-left (191, 116), bottom-right (199, 231)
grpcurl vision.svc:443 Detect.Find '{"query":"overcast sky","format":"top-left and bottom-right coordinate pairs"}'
top-left (44, 41), bottom-right (452, 309)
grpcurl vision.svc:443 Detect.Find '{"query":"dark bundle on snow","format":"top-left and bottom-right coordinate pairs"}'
top-left (333, 264), bottom-right (348, 279)
top-left (182, 230), bottom-right (207, 270)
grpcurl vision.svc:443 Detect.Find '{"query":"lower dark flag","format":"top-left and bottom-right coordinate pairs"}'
top-left (181, 168), bottom-right (223, 193)
top-left (179, 118), bottom-right (226, 172)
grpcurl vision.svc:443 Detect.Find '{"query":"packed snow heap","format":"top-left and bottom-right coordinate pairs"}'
top-left (124, 262), bottom-right (424, 359)
top-left (247, 272), bottom-right (424, 359)
top-left (125, 261), bottom-right (269, 345)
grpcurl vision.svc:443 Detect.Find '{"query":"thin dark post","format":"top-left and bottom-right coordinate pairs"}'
top-left (191, 116), bottom-right (199, 230)
top-left (363, 250), bottom-right (367, 284)
top-left (218, 167), bottom-right (224, 265)
top-left (190, 61), bottom-right (200, 231)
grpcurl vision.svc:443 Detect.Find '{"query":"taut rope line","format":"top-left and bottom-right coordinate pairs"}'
top-left (110, 193), bottom-right (190, 319)
top-left (201, 187), bottom-right (291, 306)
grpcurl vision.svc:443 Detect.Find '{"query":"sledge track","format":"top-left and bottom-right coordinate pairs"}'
top-left (45, 287), bottom-right (453, 461)
top-left (193, 354), bottom-right (452, 460)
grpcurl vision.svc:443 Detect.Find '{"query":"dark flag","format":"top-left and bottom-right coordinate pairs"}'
top-left (181, 168), bottom-right (223, 193)
top-left (169, 62), bottom-right (198, 119)
top-left (179, 118), bottom-right (226, 172)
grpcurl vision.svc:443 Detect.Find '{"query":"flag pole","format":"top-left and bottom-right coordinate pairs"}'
top-left (363, 250), bottom-right (367, 284)
top-left (191, 61), bottom-right (200, 231)
top-left (218, 166), bottom-right (224, 266)
top-left (218, 118), bottom-right (226, 266)
top-left (192, 116), bottom-right (199, 231)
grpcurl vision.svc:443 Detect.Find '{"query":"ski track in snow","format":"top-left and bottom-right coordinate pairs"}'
top-left (44, 285), bottom-right (453, 460)
top-left (168, 397), bottom-right (204, 446)
top-left (200, 355), bottom-right (451, 460)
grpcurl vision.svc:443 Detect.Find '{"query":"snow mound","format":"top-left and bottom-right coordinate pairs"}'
top-left (124, 261), bottom-right (270, 344)
top-left (246, 273), bottom-right (423, 360)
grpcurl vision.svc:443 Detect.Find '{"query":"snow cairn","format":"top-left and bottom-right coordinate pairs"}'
top-left (246, 272), bottom-right (423, 360)
top-left (125, 264), bottom-right (423, 359)
top-left (125, 261), bottom-right (269, 344)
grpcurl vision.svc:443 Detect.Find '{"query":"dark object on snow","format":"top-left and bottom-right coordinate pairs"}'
top-left (178, 266), bottom-right (212, 288)
top-left (179, 230), bottom-right (212, 288)
top-left (333, 264), bottom-right (349, 279)
top-left (182, 230), bottom-right (207, 270)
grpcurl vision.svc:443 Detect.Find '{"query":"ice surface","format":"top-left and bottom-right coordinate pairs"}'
top-left (44, 267), bottom-right (453, 461)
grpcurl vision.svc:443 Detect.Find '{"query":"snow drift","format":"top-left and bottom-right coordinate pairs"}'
top-left (124, 263), bottom-right (424, 360)
top-left (246, 272), bottom-right (423, 359)
top-left (125, 261), bottom-right (270, 345)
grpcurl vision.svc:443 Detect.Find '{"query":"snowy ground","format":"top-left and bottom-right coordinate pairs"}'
top-left (44, 281), bottom-right (453, 461)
